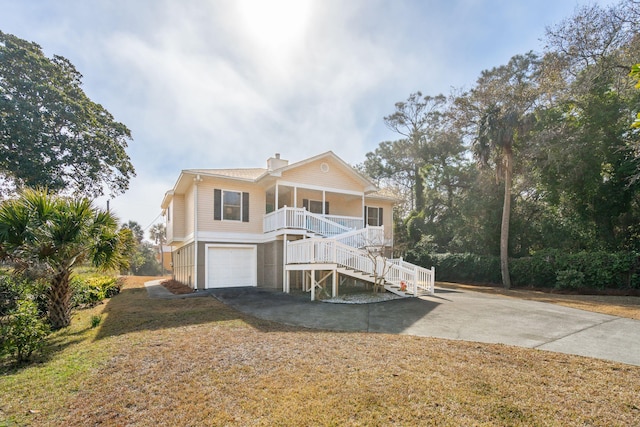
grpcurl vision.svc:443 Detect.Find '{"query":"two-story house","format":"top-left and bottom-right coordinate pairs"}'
top-left (161, 151), bottom-right (434, 300)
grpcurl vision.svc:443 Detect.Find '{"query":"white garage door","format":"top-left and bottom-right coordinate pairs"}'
top-left (206, 245), bottom-right (257, 288)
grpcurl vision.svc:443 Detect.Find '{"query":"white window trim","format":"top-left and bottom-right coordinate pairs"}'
top-left (222, 189), bottom-right (243, 222)
top-left (367, 206), bottom-right (382, 227)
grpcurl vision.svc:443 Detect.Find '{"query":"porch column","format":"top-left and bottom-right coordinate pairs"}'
top-left (294, 186), bottom-right (297, 208)
top-left (332, 270), bottom-right (337, 297)
top-left (362, 193), bottom-right (365, 228)
top-left (275, 184), bottom-right (279, 210)
top-left (323, 191), bottom-right (326, 214)
top-left (283, 236), bottom-right (288, 293)
top-left (310, 269), bottom-right (316, 301)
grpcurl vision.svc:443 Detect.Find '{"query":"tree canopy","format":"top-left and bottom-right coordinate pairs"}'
top-left (0, 31), bottom-right (135, 198)
top-left (361, 0), bottom-right (640, 278)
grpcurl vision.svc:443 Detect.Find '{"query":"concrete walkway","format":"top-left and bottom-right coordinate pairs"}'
top-left (145, 282), bottom-right (640, 366)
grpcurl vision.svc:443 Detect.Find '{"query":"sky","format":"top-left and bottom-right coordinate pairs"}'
top-left (0, 0), bottom-right (617, 236)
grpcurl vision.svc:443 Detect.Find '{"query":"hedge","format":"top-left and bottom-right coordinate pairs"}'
top-left (405, 249), bottom-right (640, 290)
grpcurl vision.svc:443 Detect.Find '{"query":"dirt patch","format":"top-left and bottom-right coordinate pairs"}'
top-left (160, 279), bottom-right (194, 295)
top-left (118, 275), bottom-right (169, 288)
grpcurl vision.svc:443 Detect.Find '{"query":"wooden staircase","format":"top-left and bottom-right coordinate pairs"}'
top-left (285, 227), bottom-right (435, 300)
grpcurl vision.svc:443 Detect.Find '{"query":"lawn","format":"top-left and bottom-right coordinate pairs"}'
top-left (1, 276), bottom-right (639, 426)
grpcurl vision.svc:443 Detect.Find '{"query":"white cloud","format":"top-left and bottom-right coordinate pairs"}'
top-left (0, 0), bottom-right (616, 227)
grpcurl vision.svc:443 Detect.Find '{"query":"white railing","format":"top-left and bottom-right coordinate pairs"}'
top-left (334, 226), bottom-right (385, 248)
top-left (388, 258), bottom-right (435, 296)
top-left (287, 238), bottom-right (435, 295)
top-left (264, 207), bottom-right (361, 237)
top-left (325, 214), bottom-right (364, 230)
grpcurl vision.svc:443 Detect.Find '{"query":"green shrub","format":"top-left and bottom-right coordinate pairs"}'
top-left (0, 273), bottom-right (22, 316)
top-left (90, 315), bottom-right (102, 328)
top-left (404, 249), bottom-right (640, 290)
top-left (1, 299), bottom-right (50, 363)
top-left (555, 269), bottom-right (585, 290)
top-left (70, 275), bottom-right (121, 308)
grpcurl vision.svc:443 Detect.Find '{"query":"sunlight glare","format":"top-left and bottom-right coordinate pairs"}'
top-left (236, 0), bottom-right (312, 58)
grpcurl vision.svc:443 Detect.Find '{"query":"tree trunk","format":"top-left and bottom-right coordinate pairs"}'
top-left (48, 269), bottom-right (72, 329)
top-left (414, 164), bottom-right (425, 212)
top-left (500, 151), bottom-right (513, 289)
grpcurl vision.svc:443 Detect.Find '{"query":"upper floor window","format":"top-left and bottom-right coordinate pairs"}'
top-left (303, 199), bottom-right (329, 214)
top-left (223, 191), bottom-right (241, 221)
top-left (366, 206), bottom-right (383, 227)
top-left (214, 189), bottom-right (250, 222)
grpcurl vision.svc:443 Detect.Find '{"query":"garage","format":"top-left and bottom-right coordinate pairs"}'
top-left (205, 244), bottom-right (257, 288)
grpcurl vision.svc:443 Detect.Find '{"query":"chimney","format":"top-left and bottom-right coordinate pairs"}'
top-left (267, 153), bottom-right (288, 171)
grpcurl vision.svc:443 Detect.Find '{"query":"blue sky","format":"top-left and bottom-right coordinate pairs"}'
top-left (0, 0), bottom-right (617, 234)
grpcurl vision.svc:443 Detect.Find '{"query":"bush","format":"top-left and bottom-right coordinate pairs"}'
top-left (1, 299), bottom-right (50, 363)
top-left (404, 248), bottom-right (640, 290)
top-left (0, 273), bottom-right (22, 316)
top-left (555, 269), bottom-right (585, 290)
top-left (70, 275), bottom-right (121, 308)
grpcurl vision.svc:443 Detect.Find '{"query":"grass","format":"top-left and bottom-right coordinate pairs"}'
top-left (1, 276), bottom-right (639, 426)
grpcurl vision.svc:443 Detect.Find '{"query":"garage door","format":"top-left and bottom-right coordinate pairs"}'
top-left (206, 245), bottom-right (257, 288)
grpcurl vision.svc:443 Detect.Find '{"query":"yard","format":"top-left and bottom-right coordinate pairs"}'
top-left (1, 276), bottom-right (639, 426)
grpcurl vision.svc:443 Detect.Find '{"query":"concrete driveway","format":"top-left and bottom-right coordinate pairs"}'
top-left (206, 286), bottom-right (640, 366)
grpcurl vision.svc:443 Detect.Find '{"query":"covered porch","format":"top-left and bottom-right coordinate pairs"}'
top-left (264, 182), bottom-right (367, 235)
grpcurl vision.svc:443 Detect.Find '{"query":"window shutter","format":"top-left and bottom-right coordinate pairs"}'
top-left (364, 205), bottom-right (368, 225)
top-left (324, 202), bottom-right (329, 215)
top-left (302, 199), bottom-right (309, 210)
top-left (242, 192), bottom-right (250, 222)
top-left (214, 189), bottom-right (221, 220)
top-left (378, 207), bottom-right (383, 226)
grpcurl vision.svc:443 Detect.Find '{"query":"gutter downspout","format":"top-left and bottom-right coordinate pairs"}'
top-left (194, 174), bottom-right (203, 290)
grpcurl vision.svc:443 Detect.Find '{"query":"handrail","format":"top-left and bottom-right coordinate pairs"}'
top-left (287, 238), bottom-right (435, 295)
top-left (264, 207), bottom-right (357, 237)
top-left (333, 226), bottom-right (385, 248)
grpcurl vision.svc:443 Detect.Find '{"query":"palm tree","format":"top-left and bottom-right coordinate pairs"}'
top-left (474, 106), bottom-right (520, 289)
top-left (0, 189), bottom-right (123, 329)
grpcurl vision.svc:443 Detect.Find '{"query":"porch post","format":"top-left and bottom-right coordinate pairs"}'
top-left (283, 236), bottom-right (288, 293)
top-left (332, 269), bottom-right (337, 297)
top-left (322, 191), bottom-right (326, 214)
top-left (275, 184), bottom-right (279, 210)
top-left (361, 193), bottom-right (365, 228)
top-left (294, 186), bottom-right (297, 208)
top-left (311, 269), bottom-right (316, 301)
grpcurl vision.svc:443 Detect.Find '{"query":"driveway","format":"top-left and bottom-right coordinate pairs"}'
top-left (145, 281), bottom-right (640, 366)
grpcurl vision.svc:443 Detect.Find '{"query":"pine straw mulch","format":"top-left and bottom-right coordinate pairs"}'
top-left (3, 276), bottom-right (639, 426)
top-left (159, 278), bottom-right (195, 295)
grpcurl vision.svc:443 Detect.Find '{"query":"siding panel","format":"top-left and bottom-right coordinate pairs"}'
top-left (282, 158), bottom-right (364, 192)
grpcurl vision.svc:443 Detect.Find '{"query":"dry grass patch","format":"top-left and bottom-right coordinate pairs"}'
top-left (438, 282), bottom-right (640, 320)
top-left (1, 276), bottom-right (639, 426)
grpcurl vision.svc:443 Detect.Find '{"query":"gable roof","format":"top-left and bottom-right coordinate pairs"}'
top-left (262, 151), bottom-right (376, 190)
top-left (162, 151), bottom-right (379, 208)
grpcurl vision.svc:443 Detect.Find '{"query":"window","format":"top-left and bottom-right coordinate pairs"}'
top-left (214, 189), bottom-right (250, 222)
top-left (366, 206), bottom-right (383, 227)
top-left (303, 199), bottom-right (329, 214)
top-left (223, 191), bottom-right (241, 220)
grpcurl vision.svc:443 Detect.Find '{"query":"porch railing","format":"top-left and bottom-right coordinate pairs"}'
top-left (286, 238), bottom-right (435, 295)
top-left (333, 226), bottom-right (385, 248)
top-left (264, 207), bottom-right (362, 237)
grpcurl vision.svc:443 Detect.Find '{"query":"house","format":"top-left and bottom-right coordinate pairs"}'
top-left (161, 151), bottom-right (434, 300)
